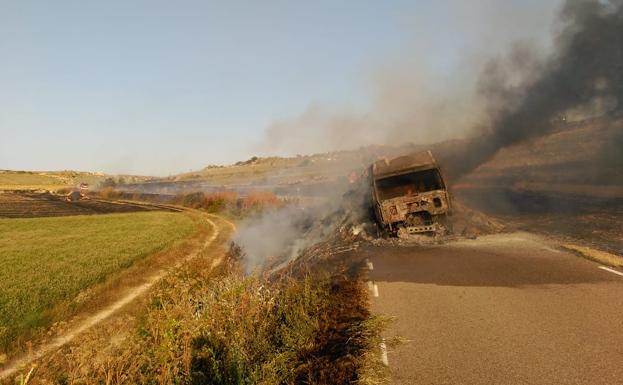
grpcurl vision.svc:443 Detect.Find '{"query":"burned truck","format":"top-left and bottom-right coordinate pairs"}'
top-left (370, 151), bottom-right (451, 237)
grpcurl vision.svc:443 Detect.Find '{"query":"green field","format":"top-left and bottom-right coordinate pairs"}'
top-left (0, 211), bottom-right (195, 350)
top-left (0, 170), bottom-right (108, 191)
top-left (0, 171), bottom-right (66, 190)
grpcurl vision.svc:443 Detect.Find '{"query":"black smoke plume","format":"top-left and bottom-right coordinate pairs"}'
top-left (442, 0), bottom-right (623, 180)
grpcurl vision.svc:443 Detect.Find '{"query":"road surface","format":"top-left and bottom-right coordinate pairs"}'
top-left (365, 232), bottom-right (623, 385)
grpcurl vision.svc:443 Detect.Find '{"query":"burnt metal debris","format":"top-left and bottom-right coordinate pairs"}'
top-left (369, 151), bottom-right (452, 237)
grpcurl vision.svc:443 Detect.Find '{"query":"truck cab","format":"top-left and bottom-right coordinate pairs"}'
top-left (371, 151), bottom-right (451, 237)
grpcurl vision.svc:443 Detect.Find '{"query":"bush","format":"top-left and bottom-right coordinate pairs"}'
top-left (178, 191), bottom-right (238, 212)
top-left (98, 177), bottom-right (117, 189)
top-left (98, 186), bottom-right (117, 199)
top-left (204, 191), bottom-right (238, 213)
top-left (171, 190), bottom-right (280, 216)
top-left (179, 191), bottom-right (206, 209)
top-left (240, 191), bottom-right (280, 211)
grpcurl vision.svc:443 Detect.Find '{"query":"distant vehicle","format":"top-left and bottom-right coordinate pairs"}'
top-left (370, 151), bottom-right (451, 237)
top-left (65, 183), bottom-right (90, 202)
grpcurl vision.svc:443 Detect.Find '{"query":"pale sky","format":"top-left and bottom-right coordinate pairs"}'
top-left (0, 0), bottom-right (562, 175)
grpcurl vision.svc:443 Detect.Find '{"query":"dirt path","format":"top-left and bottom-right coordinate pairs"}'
top-left (0, 213), bottom-right (235, 380)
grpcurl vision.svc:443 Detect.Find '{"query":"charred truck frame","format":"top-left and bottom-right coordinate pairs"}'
top-left (370, 151), bottom-right (451, 237)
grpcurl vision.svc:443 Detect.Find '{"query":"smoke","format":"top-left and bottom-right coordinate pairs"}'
top-left (259, 0), bottom-right (622, 181)
top-left (262, 105), bottom-right (380, 156)
top-left (233, 180), bottom-right (370, 273)
top-left (233, 206), bottom-right (314, 273)
top-left (259, 61), bottom-right (486, 157)
top-left (238, 0), bottom-right (623, 271)
top-left (257, 0), bottom-right (564, 158)
top-left (442, 0), bottom-right (623, 179)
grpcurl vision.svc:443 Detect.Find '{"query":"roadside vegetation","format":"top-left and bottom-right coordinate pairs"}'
top-left (563, 244), bottom-right (623, 268)
top-left (22, 246), bottom-right (387, 385)
top-left (1, 191), bottom-right (386, 384)
top-left (0, 211), bottom-right (195, 352)
top-left (97, 189), bottom-right (283, 218)
top-left (178, 190), bottom-right (281, 216)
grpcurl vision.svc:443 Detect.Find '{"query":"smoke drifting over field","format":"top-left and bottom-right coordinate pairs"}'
top-left (259, 1), bottom-right (561, 157)
top-left (233, 182), bottom-right (369, 273)
top-left (443, 0), bottom-right (623, 179)
top-left (239, 0), bottom-right (623, 271)
top-left (260, 0), bottom-right (622, 181)
top-left (233, 206), bottom-right (318, 273)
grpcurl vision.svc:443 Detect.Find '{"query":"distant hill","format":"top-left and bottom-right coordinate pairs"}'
top-left (0, 170), bottom-right (150, 191)
top-left (120, 117), bottom-right (623, 199)
top-left (457, 118), bottom-right (623, 198)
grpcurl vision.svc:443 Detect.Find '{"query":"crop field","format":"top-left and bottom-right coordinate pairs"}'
top-left (0, 172), bottom-right (64, 190)
top-left (0, 170), bottom-right (107, 191)
top-left (0, 211), bottom-right (195, 350)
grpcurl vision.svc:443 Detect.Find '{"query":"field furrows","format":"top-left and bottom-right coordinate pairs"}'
top-left (0, 193), bottom-right (171, 218)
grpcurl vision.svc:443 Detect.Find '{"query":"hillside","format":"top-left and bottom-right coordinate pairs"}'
top-left (122, 118), bottom-right (623, 199)
top-left (458, 118), bottom-right (623, 196)
top-left (0, 170), bottom-right (151, 192)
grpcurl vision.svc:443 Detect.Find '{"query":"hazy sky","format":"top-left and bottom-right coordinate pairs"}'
top-left (0, 0), bottom-right (562, 175)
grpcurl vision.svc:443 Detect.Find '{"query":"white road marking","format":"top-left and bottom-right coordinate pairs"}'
top-left (373, 283), bottom-right (379, 297)
top-left (380, 339), bottom-right (389, 366)
top-left (598, 266), bottom-right (623, 277)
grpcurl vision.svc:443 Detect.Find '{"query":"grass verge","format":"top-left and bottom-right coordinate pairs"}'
top-left (16, 243), bottom-right (388, 385)
top-left (563, 243), bottom-right (623, 268)
top-left (0, 211), bottom-right (195, 352)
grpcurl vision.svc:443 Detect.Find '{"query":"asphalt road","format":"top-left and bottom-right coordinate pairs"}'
top-left (365, 232), bottom-right (623, 385)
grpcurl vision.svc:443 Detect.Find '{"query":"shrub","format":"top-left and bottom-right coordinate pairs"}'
top-left (98, 186), bottom-right (116, 199)
top-left (98, 177), bottom-right (117, 189)
top-left (180, 191), bottom-right (206, 209)
top-left (204, 191), bottom-right (238, 213)
top-left (176, 191), bottom-right (238, 212)
top-left (240, 191), bottom-right (280, 211)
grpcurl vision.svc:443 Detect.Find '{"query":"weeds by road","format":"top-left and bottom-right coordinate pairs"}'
top-left (563, 244), bottom-right (623, 268)
top-left (13, 239), bottom-right (386, 385)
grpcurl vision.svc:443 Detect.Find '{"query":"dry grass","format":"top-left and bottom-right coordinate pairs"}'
top-left (94, 189), bottom-right (283, 217)
top-left (180, 191), bottom-right (239, 212)
top-left (97, 186), bottom-right (116, 199)
top-left (563, 244), bottom-right (623, 268)
top-left (177, 191), bottom-right (281, 216)
top-left (13, 243), bottom-right (387, 385)
top-left (240, 191), bottom-right (280, 211)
